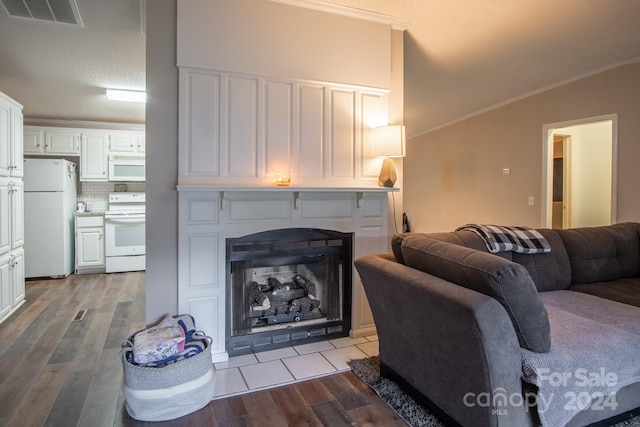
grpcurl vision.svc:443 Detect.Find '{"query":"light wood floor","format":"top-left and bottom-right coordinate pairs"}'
top-left (0, 273), bottom-right (406, 427)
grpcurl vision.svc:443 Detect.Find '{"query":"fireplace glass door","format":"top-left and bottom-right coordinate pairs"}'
top-left (226, 229), bottom-right (353, 355)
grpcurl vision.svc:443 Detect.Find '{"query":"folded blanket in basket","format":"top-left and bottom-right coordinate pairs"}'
top-left (128, 315), bottom-right (206, 367)
top-left (133, 319), bottom-right (185, 364)
top-left (456, 223), bottom-right (551, 254)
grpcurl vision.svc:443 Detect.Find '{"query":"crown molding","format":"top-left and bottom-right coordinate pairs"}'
top-left (270, 0), bottom-right (409, 30)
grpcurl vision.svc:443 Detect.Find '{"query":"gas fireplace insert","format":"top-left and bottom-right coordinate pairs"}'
top-left (226, 228), bottom-right (353, 356)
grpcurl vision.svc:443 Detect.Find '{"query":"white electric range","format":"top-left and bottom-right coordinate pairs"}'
top-left (104, 192), bottom-right (145, 273)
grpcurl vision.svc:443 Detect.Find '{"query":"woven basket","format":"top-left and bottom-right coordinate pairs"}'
top-left (121, 333), bottom-right (216, 422)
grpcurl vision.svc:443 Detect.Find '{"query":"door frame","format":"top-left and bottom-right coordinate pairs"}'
top-left (541, 114), bottom-right (618, 228)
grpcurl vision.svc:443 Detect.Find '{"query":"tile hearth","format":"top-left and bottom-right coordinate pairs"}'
top-left (212, 335), bottom-right (379, 398)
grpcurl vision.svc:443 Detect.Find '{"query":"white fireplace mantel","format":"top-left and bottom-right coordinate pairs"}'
top-left (177, 187), bottom-right (393, 362)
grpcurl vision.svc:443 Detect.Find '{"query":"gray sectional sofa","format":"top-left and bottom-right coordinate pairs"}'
top-left (354, 222), bottom-right (640, 427)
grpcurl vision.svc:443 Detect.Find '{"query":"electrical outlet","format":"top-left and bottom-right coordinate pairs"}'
top-left (502, 168), bottom-right (511, 176)
top-left (528, 196), bottom-right (535, 206)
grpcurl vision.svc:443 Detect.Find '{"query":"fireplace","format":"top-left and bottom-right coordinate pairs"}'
top-left (226, 228), bottom-right (353, 356)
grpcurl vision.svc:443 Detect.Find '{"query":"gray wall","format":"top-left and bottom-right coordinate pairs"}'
top-left (404, 61), bottom-right (640, 233)
top-left (145, 0), bottom-right (178, 324)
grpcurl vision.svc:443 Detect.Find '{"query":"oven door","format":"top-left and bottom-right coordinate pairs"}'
top-left (104, 215), bottom-right (146, 256)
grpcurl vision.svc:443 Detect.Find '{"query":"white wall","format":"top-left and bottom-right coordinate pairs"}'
top-left (558, 121), bottom-right (612, 227)
top-left (405, 61), bottom-right (640, 233)
top-left (177, 0), bottom-right (391, 90)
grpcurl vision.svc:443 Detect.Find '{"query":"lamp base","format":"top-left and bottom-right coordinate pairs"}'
top-left (378, 157), bottom-right (397, 188)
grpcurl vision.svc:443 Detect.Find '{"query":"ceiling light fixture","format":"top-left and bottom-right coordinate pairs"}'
top-left (106, 89), bottom-right (146, 103)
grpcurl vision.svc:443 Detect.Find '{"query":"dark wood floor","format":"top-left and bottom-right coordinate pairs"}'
top-left (0, 273), bottom-right (406, 427)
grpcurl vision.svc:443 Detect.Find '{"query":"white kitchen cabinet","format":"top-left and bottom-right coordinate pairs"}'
top-left (0, 254), bottom-right (12, 318)
top-left (23, 126), bottom-right (81, 155)
top-left (109, 131), bottom-right (145, 155)
top-left (9, 180), bottom-right (23, 251)
top-left (10, 250), bottom-right (24, 306)
top-left (80, 133), bottom-right (108, 181)
top-left (0, 250), bottom-right (25, 321)
top-left (75, 215), bottom-right (105, 274)
top-left (0, 180), bottom-right (8, 255)
top-left (0, 91), bottom-right (24, 325)
top-left (22, 128), bottom-right (41, 155)
top-left (0, 93), bottom-right (23, 178)
top-left (44, 129), bottom-right (80, 154)
top-left (0, 180), bottom-right (25, 325)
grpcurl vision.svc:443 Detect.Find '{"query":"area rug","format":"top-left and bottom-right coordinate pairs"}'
top-left (348, 356), bottom-right (640, 427)
top-left (347, 356), bottom-right (446, 426)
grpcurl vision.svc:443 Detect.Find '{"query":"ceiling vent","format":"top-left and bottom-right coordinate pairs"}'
top-left (0, 0), bottom-right (83, 26)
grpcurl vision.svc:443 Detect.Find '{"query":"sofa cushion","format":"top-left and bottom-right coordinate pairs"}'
top-left (392, 230), bottom-right (500, 265)
top-left (400, 235), bottom-right (551, 352)
top-left (511, 229), bottom-right (572, 292)
top-left (556, 222), bottom-right (640, 284)
top-left (570, 277), bottom-right (640, 308)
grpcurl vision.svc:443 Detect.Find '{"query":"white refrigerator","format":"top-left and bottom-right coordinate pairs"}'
top-left (23, 158), bottom-right (78, 278)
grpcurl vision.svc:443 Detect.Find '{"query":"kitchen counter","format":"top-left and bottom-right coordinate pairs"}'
top-left (75, 211), bottom-right (104, 217)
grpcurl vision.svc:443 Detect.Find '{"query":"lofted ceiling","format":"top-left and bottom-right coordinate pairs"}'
top-left (1, 0), bottom-right (640, 136)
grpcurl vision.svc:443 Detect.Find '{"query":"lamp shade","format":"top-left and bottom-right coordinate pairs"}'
top-left (374, 125), bottom-right (406, 158)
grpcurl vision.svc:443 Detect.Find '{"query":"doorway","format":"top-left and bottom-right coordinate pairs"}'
top-left (542, 115), bottom-right (617, 229)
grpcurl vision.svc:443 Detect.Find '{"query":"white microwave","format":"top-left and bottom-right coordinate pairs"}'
top-left (108, 155), bottom-right (145, 181)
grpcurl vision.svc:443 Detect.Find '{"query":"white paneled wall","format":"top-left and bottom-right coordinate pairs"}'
top-left (178, 69), bottom-right (393, 361)
top-left (179, 69), bottom-right (389, 187)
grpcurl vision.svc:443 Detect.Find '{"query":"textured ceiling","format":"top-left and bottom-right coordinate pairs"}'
top-left (0, 0), bottom-right (145, 124)
top-left (1, 0), bottom-right (640, 135)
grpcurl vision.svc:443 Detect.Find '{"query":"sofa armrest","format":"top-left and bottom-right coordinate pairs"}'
top-left (355, 253), bottom-right (529, 427)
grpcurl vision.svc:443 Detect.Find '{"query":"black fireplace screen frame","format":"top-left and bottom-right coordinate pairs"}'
top-left (225, 228), bottom-right (353, 356)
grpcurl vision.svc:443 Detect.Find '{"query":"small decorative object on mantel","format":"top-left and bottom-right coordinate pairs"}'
top-left (374, 125), bottom-right (406, 188)
top-left (275, 174), bottom-right (291, 186)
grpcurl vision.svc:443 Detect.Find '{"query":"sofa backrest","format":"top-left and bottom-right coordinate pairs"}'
top-left (400, 235), bottom-right (551, 353)
top-left (393, 229), bottom-right (572, 292)
top-left (555, 222), bottom-right (640, 284)
top-left (392, 230), bottom-right (506, 264)
top-left (511, 229), bottom-right (572, 292)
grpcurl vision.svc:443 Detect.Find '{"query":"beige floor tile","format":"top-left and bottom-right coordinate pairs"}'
top-left (293, 340), bottom-right (335, 355)
top-left (356, 340), bottom-right (379, 357)
top-left (240, 360), bottom-right (295, 390)
top-left (282, 353), bottom-right (337, 380)
top-left (321, 345), bottom-right (368, 371)
top-left (213, 367), bottom-right (248, 397)
top-left (254, 346), bottom-right (298, 363)
top-left (329, 336), bottom-right (369, 348)
top-left (214, 353), bottom-right (258, 370)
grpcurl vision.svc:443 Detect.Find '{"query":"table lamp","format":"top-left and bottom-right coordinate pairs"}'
top-left (374, 125), bottom-right (406, 187)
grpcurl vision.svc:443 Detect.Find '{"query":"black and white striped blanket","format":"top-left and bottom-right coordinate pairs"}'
top-left (455, 224), bottom-right (551, 254)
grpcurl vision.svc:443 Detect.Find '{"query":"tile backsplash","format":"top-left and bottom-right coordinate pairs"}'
top-left (78, 181), bottom-right (145, 212)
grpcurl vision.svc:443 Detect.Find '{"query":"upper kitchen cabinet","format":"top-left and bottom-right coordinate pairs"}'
top-left (0, 92), bottom-right (24, 178)
top-left (109, 131), bottom-right (145, 155)
top-left (23, 126), bottom-right (80, 155)
top-left (23, 124), bottom-right (144, 182)
top-left (81, 133), bottom-right (108, 181)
